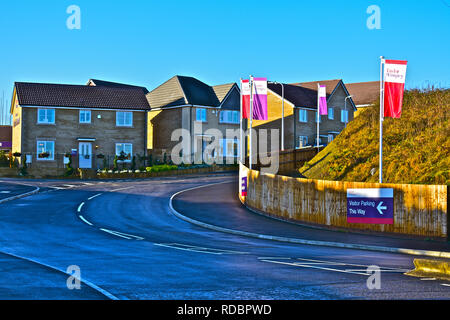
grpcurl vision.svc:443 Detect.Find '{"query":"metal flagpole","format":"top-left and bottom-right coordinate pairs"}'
top-left (239, 78), bottom-right (243, 163)
top-left (316, 83), bottom-right (320, 152)
top-left (249, 75), bottom-right (254, 170)
top-left (379, 56), bottom-right (385, 184)
top-left (281, 83), bottom-right (285, 151)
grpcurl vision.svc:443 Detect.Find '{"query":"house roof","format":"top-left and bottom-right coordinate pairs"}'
top-left (147, 76), bottom-right (236, 109)
top-left (0, 126), bottom-right (12, 142)
top-left (345, 81), bottom-right (379, 106)
top-left (291, 79), bottom-right (342, 95)
top-left (87, 79), bottom-right (149, 94)
top-left (13, 82), bottom-right (151, 110)
top-left (268, 83), bottom-right (328, 109)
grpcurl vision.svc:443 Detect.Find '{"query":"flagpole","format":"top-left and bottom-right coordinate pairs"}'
top-left (239, 78), bottom-right (243, 163)
top-left (317, 83), bottom-right (320, 152)
top-left (379, 56), bottom-right (385, 184)
top-left (249, 75), bottom-right (254, 170)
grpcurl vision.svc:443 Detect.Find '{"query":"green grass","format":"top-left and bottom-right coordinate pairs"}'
top-left (299, 88), bottom-right (450, 185)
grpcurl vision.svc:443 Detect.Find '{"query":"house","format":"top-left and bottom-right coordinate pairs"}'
top-left (345, 81), bottom-right (379, 117)
top-left (146, 75), bottom-right (241, 164)
top-left (251, 79), bottom-right (356, 151)
top-left (0, 125), bottom-right (12, 152)
top-left (10, 82), bottom-right (150, 175)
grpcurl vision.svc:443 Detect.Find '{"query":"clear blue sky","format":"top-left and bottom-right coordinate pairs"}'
top-left (0, 0), bottom-right (449, 105)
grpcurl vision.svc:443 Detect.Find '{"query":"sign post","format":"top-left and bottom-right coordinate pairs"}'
top-left (347, 188), bottom-right (394, 224)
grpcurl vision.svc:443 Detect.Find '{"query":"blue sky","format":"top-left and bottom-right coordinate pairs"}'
top-left (0, 0), bottom-right (449, 109)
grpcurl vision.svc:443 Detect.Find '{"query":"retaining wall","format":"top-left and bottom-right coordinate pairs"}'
top-left (239, 163), bottom-right (448, 239)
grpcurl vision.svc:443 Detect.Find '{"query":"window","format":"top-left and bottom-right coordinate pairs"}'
top-left (341, 110), bottom-right (349, 123)
top-left (196, 108), bottom-right (207, 122)
top-left (219, 110), bottom-right (240, 124)
top-left (79, 110), bottom-right (91, 123)
top-left (220, 138), bottom-right (239, 157)
top-left (297, 136), bottom-right (308, 148)
top-left (115, 143), bottom-right (132, 162)
top-left (299, 109), bottom-right (308, 123)
top-left (316, 112), bottom-right (321, 123)
top-left (328, 107), bottom-right (334, 120)
top-left (37, 109), bottom-right (55, 124)
top-left (328, 134), bottom-right (334, 143)
top-left (36, 141), bottom-right (55, 160)
top-left (116, 112), bottom-right (133, 127)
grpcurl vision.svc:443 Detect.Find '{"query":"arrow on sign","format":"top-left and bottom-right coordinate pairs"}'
top-left (377, 201), bottom-right (387, 215)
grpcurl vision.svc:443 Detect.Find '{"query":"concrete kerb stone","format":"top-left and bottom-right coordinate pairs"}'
top-left (169, 182), bottom-right (450, 259)
top-left (405, 258), bottom-right (450, 280)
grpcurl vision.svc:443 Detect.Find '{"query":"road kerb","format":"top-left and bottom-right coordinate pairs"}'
top-left (0, 185), bottom-right (40, 204)
top-left (405, 259), bottom-right (450, 280)
top-left (169, 182), bottom-right (450, 259)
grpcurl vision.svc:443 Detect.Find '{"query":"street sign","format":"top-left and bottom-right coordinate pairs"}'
top-left (347, 188), bottom-right (394, 224)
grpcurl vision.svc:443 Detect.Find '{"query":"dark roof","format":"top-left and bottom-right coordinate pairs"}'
top-left (14, 82), bottom-right (151, 110)
top-left (291, 79), bottom-right (342, 95)
top-left (87, 79), bottom-right (149, 94)
top-left (346, 81), bottom-right (379, 106)
top-left (147, 76), bottom-right (236, 109)
top-left (0, 126), bottom-right (12, 142)
top-left (268, 83), bottom-right (325, 108)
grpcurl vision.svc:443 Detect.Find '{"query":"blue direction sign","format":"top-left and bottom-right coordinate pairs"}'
top-left (347, 188), bottom-right (394, 224)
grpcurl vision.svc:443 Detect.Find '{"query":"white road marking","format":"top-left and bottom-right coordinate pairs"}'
top-left (63, 184), bottom-right (77, 188)
top-left (0, 191), bottom-right (11, 194)
top-left (154, 243), bottom-right (247, 255)
top-left (258, 257), bottom-right (291, 260)
top-left (77, 202), bottom-right (85, 212)
top-left (99, 228), bottom-right (143, 240)
top-left (78, 215), bottom-right (93, 226)
top-left (420, 278), bottom-right (437, 281)
top-left (99, 228), bottom-right (132, 240)
top-left (260, 259), bottom-right (369, 276)
top-left (88, 193), bottom-right (102, 200)
top-left (110, 187), bottom-right (134, 192)
top-left (344, 269), bottom-right (409, 273)
top-left (441, 283), bottom-right (450, 287)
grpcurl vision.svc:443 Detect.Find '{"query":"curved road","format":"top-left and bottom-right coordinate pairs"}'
top-left (0, 175), bottom-right (448, 299)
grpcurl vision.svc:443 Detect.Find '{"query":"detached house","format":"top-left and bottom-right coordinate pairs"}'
top-left (252, 79), bottom-right (356, 150)
top-left (146, 75), bottom-right (241, 163)
top-left (10, 82), bottom-right (150, 175)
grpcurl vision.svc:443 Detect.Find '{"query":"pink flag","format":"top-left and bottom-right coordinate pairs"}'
top-left (252, 77), bottom-right (268, 120)
top-left (384, 60), bottom-right (407, 118)
top-left (318, 85), bottom-right (328, 115)
top-left (241, 79), bottom-right (250, 119)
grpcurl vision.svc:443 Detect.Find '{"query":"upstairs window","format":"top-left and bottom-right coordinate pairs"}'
top-left (116, 111), bottom-right (133, 127)
top-left (79, 110), bottom-right (91, 123)
top-left (37, 109), bottom-right (55, 124)
top-left (196, 108), bottom-right (207, 122)
top-left (219, 110), bottom-right (239, 124)
top-left (341, 110), bottom-right (349, 123)
top-left (328, 107), bottom-right (334, 120)
top-left (299, 109), bottom-right (308, 123)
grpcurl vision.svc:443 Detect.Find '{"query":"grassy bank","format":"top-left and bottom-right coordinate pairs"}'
top-left (299, 88), bottom-right (449, 185)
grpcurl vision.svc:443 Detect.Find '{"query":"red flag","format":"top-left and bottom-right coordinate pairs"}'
top-left (241, 79), bottom-right (250, 119)
top-left (384, 59), bottom-right (407, 118)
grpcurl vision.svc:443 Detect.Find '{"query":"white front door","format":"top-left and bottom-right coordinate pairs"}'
top-left (79, 142), bottom-right (92, 168)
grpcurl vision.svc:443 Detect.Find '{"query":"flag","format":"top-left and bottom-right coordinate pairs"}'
top-left (384, 59), bottom-right (407, 118)
top-left (318, 85), bottom-right (328, 115)
top-left (241, 79), bottom-right (251, 119)
top-left (252, 77), bottom-right (268, 120)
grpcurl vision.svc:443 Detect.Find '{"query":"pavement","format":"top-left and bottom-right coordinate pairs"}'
top-left (171, 180), bottom-right (450, 254)
top-left (0, 174), bottom-right (448, 299)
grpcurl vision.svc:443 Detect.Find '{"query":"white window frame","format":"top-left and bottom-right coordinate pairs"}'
top-left (341, 109), bottom-right (349, 123)
top-left (297, 136), bottom-right (308, 148)
top-left (37, 108), bottom-right (55, 124)
top-left (219, 110), bottom-right (240, 124)
top-left (115, 143), bottom-right (133, 162)
top-left (328, 134), bottom-right (334, 143)
top-left (328, 107), bottom-right (334, 120)
top-left (196, 108), bottom-right (207, 122)
top-left (36, 140), bottom-right (55, 161)
top-left (79, 110), bottom-right (91, 124)
top-left (116, 111), bottom-right (133, 127)
top-left (299, 109), bottom-right (308, 123)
